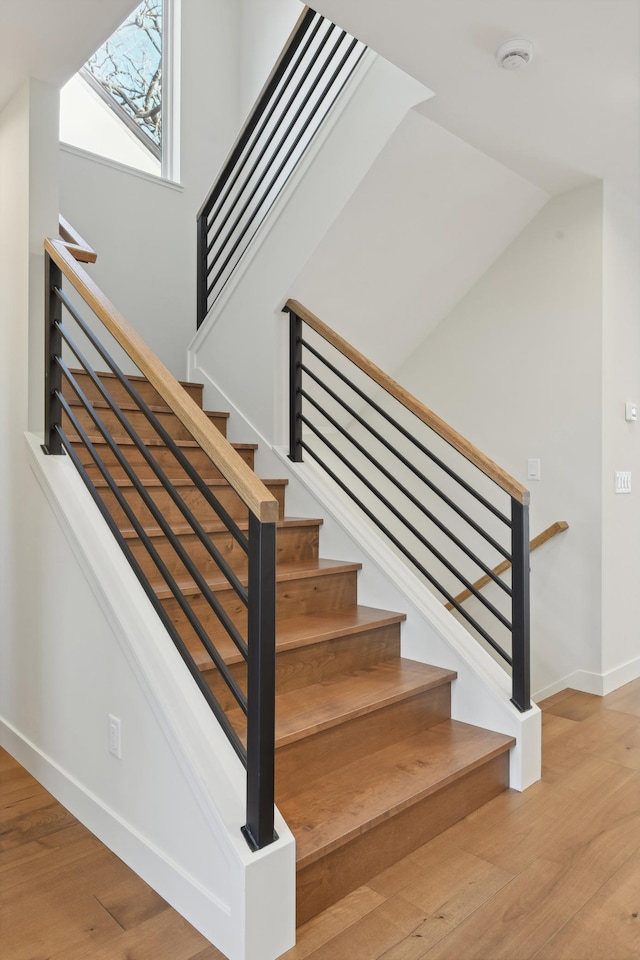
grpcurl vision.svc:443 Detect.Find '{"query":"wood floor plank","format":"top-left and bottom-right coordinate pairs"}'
top-left (532, 846), bottom-right (640, 959)
top-left (280, 886), bottom-right (385, 959)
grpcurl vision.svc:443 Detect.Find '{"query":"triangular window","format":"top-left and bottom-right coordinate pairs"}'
top-left (60, 0), bottom-right (178, 181)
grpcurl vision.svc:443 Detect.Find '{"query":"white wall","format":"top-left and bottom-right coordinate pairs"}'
top-left (59, 0), bottom-right (242, 379)
top-left (290, 108), bottom-right (548, 375)
top-left (395, 183), bottom-right (605, 699)
top-left (239, 0), bottom-right (302, 118)
top-left (601, 184), bottom-right (640, 685)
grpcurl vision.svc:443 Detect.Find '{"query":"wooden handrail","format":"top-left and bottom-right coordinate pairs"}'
top-left (58, 215), bottom-right (97, 264)
top-left (45, 237), bottom-right (279, 523)
top-left (445, 521), bottom-right (568, 610)
top-left (285, 299), bottom-right (529, 505)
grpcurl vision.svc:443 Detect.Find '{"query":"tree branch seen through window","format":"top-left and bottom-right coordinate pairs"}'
top-left (84, 0), bottom-right (163, 152)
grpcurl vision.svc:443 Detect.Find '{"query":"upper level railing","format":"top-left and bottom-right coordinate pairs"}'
top-left (285, 299), bottom-right (532, 712)
top-left (43, 222), bottom-right (278, 850)
top-left (196, 7), bottom-right (367, 326)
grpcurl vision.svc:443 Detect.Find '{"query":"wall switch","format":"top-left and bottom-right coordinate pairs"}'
top-left (625, 401), bottom-right (638, 422)
top-left (108, 714), bottom-right (122, 759)
top-left (527, 458), bottom-right (541, 481)
top-left (615, 471), bottom-right (632, 494)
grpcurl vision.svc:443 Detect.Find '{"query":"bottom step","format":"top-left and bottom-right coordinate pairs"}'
top-left (280, 719), bottom-right (513, 924)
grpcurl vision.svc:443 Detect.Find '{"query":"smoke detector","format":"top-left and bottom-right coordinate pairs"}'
top-left (496, 38), bottom-right (534, 70)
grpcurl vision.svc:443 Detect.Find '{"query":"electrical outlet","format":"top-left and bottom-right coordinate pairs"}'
top-left (108, 714), bottom-right (122, 759)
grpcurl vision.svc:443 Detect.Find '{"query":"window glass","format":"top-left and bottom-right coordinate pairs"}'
top-left (60, 0), bottom-right (177, 180)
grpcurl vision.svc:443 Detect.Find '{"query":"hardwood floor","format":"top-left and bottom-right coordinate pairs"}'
top-left (3, 679), bottom-right (640, 959)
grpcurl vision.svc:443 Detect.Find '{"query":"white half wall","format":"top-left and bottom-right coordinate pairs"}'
top-left (1, 436), bottom-right (295, 960)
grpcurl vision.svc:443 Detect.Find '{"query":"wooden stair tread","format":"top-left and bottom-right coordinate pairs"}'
top-left (184, 604), bottom-right (405, 669)
top-left (150, 557), bottom-right (362, 599)
top-left (67, 368), bottom-right (203, 392)
top-left (279, 719), bottom-right (514, 869)
top-left (91, 476), bottom-right (288, 490)
top-left (66, 434), bottom-right (256, 451)
top-left (228, 660), bottom-right (457, 748)
top-left (274, 606), bottom-right (405, 651)
top-left (65, 397), bottom-right (228, 418)
top-left (117, 516), bottom-right (322, 540)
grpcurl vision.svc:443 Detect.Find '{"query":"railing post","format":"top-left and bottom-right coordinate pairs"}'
top-left (511, 498), bottom-right (531, 711)
top-left (243, 513), bottom-right (277, 850)
top-left (43, 253), bottom-right (64, 455)
top-left (196, 214), bottom-right (208, 329)
top-left (288, 309), bottom-right (303, 461)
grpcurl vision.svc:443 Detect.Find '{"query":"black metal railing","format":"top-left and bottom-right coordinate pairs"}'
top-left (285, 301), bottom-right (531, 712)
top-left (196, 7), bottom-right (367, 326)
top-left (43, 242), bottom-right (277, 850)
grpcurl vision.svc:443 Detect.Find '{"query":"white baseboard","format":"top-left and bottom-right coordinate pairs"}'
top-left (533, 656), bottom-right (640, 702)
top-left (0, 719), bottom-right (228, 931)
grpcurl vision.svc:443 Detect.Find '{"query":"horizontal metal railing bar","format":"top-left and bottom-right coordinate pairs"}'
top-left (300, 386), bottom-right (512, 597)
top-left (299, 337), bottom-right (512, 536)
top-left (58, 357), bottom-right (250, 662)
top-left (205, 17), bottom-right (335, 256)
top-left (197, 5), bottom-right (317, 221)
top-left (300, 439), bottom-right (513, 666)
top-left (299, 359), bottom-right (512, 563)
top-left (55, 425), bottom-right (248, 763)
top-left (58, 394), bottom-right (250, 713)
top-left (206, 35), bottom-right (361, 301)
top-left (300, 414), bottom-right (513, 632)
top-left (289, 301), bottom-right (529, 506)
top-left (56, 286), bottom-right (249, 554)
top-left (46, 238), bottom-right (279, 523)
top-left (57, 330), bottom-right (249, 609)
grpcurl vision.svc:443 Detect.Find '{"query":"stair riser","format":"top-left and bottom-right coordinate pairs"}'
top-left (162, 570), bottom-right (359, 650)
top-left (276, 684), bottom-right (452, 802)
top-left (296, 751), bottom-right (510, 925)
top-left (70, 440), bottom-right (255, 482)
top-left (63, 370), bottom-right (204, 409)
top-left (199, 622), bottom-right (402, 713)
top-left (63, 405), bottom-right (227, 442)
top-left (96, 480), bottom-right (286, 527)
top-left (125, 523), bottom-right (320, 581)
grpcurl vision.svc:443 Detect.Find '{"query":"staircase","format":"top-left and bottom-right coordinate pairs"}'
top-left (64, 368), bottom-right (514, 926)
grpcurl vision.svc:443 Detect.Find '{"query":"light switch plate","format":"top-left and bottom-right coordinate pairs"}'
top-left (527, 458), bottom-right (541, 481)
top-left (615, 471), bottom-right (632, 494)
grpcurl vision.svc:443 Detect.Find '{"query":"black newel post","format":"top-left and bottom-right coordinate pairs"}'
top-left (243, 513), bottom-right (277, 850)
top-left (43, 254), bottom-right (64, 456)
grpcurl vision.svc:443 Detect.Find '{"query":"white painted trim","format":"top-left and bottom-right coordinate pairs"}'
top-left (60, 142), bottom-right (184, 190)
top-left (533, 656), bottom-right (640, 702)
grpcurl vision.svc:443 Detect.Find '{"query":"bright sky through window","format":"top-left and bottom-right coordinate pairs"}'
top-left (84, 0), bottom-right (163, 154)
